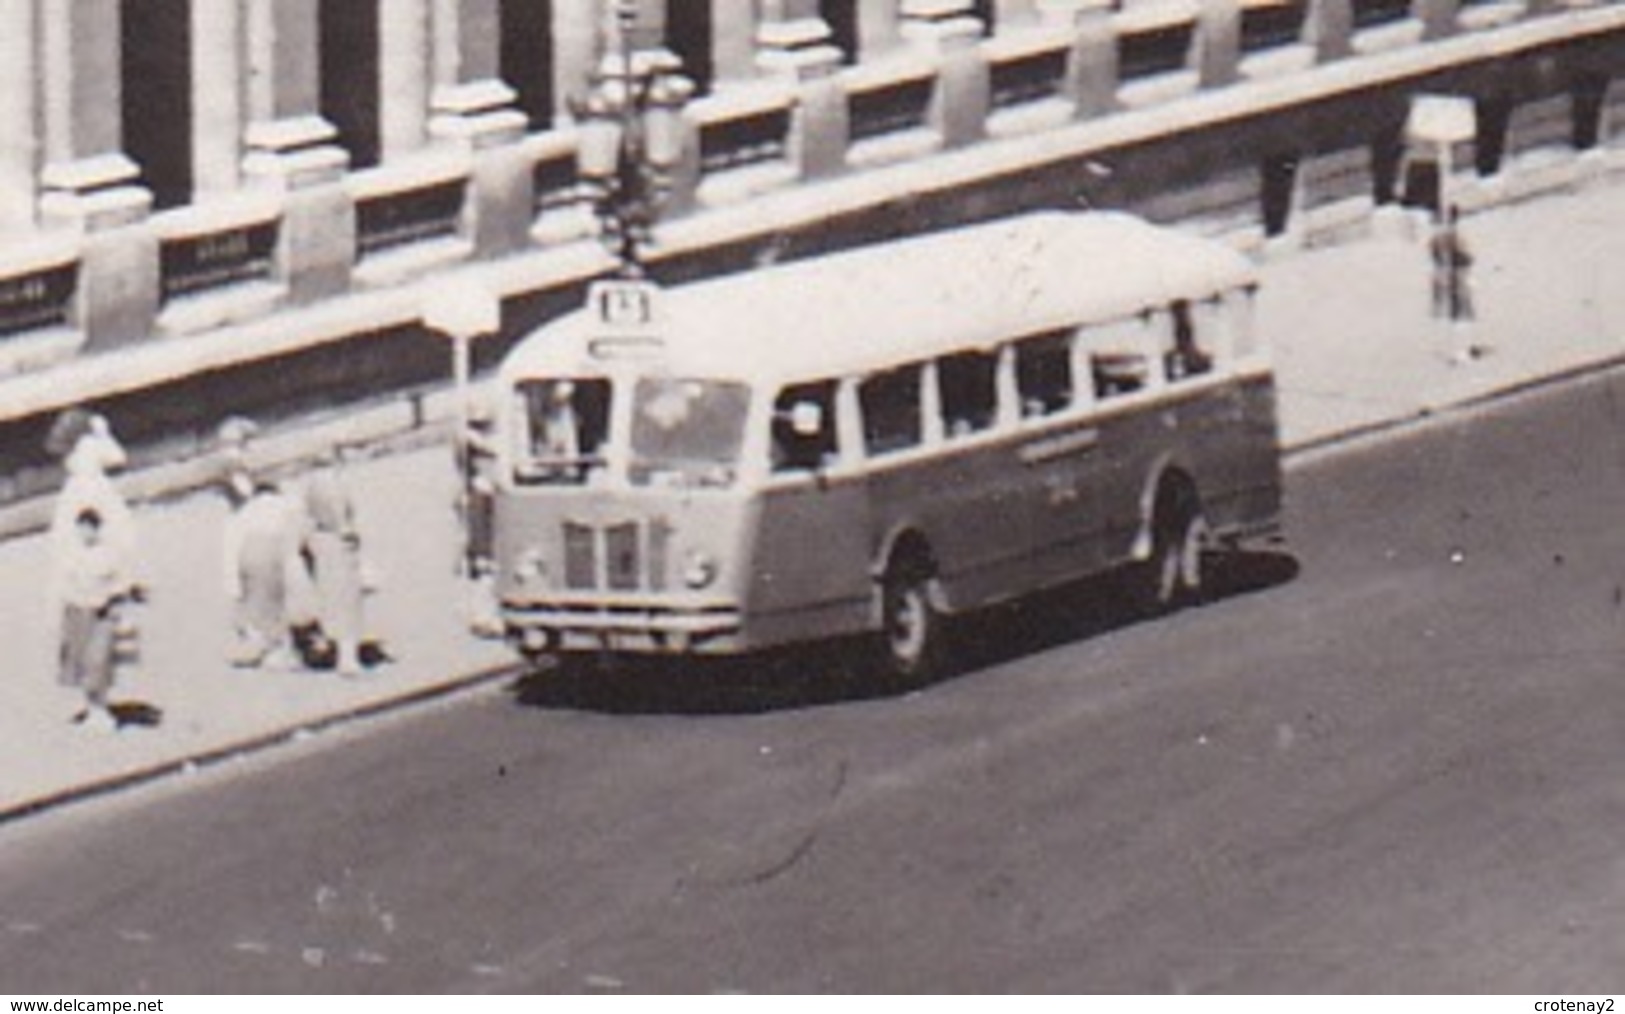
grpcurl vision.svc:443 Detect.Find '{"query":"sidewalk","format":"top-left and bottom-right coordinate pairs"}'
top-left (2, 178), bottom-right (1623, 822)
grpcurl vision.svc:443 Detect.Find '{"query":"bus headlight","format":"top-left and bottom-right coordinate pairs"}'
top-left (514, 546), bottom-right (548, 585)
top-left (682, 550), bottom-right (718, 590)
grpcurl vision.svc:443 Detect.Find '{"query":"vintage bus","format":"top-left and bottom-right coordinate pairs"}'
top-left (489, 211), bottom-right (1283, 677)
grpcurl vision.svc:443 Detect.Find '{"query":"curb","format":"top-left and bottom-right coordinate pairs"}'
top-left (1281, 349), bottom-right (1625, 463)
top-left (0, 663), bottom-right (520, 828)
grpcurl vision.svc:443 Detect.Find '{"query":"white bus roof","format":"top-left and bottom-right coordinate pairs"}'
top-left (501, 211), bottom-right (1258, 387)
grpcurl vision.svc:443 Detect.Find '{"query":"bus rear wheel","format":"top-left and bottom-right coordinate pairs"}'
top-left (880, 560), bottom-right (946, 683)
top-left (1135, 486), bottom-right (1208, 614)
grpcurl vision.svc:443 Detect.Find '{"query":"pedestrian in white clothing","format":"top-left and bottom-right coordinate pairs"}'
top-left (222, 481), bottom-right (302, 669)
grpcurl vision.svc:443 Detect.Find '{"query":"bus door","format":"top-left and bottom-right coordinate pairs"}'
top-left (1008, 330), bottom-right (1108, 590)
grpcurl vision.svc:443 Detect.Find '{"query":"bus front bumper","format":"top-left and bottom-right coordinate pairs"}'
top-left (502, 603), bottom-right (745, 656)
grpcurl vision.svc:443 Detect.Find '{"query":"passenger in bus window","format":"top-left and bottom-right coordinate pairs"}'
top-left (523, 379), bottom-right (610, 483)
top-left (1015, 334), bottom-right (1073, 417)
top-left (772, 382), bottom-right (838, 472)
top-left (537, 381), bottom-right (580, 461)
top-left (860, 367), bottom-right (923, 455)
top-left (938, 351), bottom-right (998, 436)
top-left (1164, 300), bottom-right (1213, 381)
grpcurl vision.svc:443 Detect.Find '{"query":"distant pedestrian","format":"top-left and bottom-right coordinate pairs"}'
top-left (1429, 206), bottom-right (1489, 365)
top-left (46, 409), bottom-right (136, 566)
top-left (1429, 206), bottom-right (1475, 324)
top-left (222, 480), bottom-right (301, 669)
top-left (45, 411), bottom-right (142, 700)
top-left (301, 443), bottom-right (380, 677)
top-left (53, 507), bottom-right (142, 732)
top-left (458, 402), bottom-right (502, 638)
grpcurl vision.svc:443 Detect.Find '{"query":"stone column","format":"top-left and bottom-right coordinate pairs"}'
top-left (1413, 0), bottom-right (1459, 41)
top-left (901, 0), bottom-right (990, 149)
top-left (381, 0), bottom-right (434, 161)
top-left (757, 12), bottom-right (849, 179)
top-left (37, 0), bottom-right (158, 350)
top-left (429, 0), bottom-right (534, 258)
top-left (553, 0), bottom-right (600, 119)
top-left (1040, 0), bottom-right (1117, 119)
top-left (1304, 0), bottom-right (1354, 63)
top-left (994, 0), bottom-right (1041, 29)
top-left (191, 0), bottom-right (249, 197)
top-left (242, 0), bottom-right (354, 303)
top-left (1190, 0), bottom-right (1241, 89)
top-left (0, 0), bottom-right (38, 232)
top-left (858, 0), bottom-right (904, 58)
top-left (711, 0), bottom-right (760, 84)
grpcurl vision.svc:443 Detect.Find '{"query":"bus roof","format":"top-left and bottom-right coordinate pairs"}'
top-left (501, 211), bottom-right (1258, 386)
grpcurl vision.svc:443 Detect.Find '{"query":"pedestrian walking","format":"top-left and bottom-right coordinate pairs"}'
top-left (46, 409), bottom-right (136, 566)
top-left (53, 507), bottom-right (142, 732)
top-left (1429, 206), bottom-right (1475, 323)
top-left (222, 480), bottom-right (302, 669)
top-left (44, 410), bottom-right (143, 704)
top-left (1428, 206), bottom-right (1488, 364)
top-left (458, 402), bottom-right (502, 638)
top-left (301, 442), bottom-right (379, 677)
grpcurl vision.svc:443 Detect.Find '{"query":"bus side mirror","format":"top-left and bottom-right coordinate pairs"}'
top-left (789, 402), bottom-right (824, 438)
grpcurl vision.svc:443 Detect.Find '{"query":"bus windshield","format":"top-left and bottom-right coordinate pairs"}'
top-left (629, 377), bottom-right (750, 489)
top-left (514, 377), bottom-right (611, 485)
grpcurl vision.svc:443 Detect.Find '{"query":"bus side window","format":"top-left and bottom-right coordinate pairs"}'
top-left (937, 350), bottom-right (998, 437)
top-left (859, 364), bottom-right (924, 456)
top-left (1086, 316), bottom-right (1153, 400)
top-left (1162, 299), bottom-right (1213, 382)
top-left (772, 381), bottom-right (839, 472)
top-left (1014, 332), bottom-right (1073, 418)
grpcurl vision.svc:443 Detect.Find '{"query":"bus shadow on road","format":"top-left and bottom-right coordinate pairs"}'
top-left (506, 549), bottom-right (1299, 717)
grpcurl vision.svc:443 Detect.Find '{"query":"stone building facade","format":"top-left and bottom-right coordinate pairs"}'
top-left (0, 0), bottom-right (1621, 382)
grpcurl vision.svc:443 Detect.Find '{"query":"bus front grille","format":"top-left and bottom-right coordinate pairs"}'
top-left (561, 519), bottom-right (670, 592)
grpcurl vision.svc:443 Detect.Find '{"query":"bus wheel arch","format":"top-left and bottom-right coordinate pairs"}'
top-left (874, 529), bottom-right (949, 682)
top-left (1132, 466), bottom-right (1210, 613)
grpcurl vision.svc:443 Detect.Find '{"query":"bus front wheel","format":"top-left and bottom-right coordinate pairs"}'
top-left (880, 560), bottom-right (946, 682)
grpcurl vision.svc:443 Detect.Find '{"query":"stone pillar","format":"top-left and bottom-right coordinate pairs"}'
top-left (1305, 0), bottom-right (1354, 63)
top-left (1040, 0), bottom-right (1117, 119)
top-left (1413, 0), bottom-right (1458, 41)
top-left (858, 0), bottom-right (904, 58)
top-left (381, 0), bottom-right (434, 161)
top-left (37, 0), bottom-right (158, 350)
top-left (553, 0), bottom-right (600, 119)
top-left (247, 0), bottom-right (322, 121)
top-left (430, 0), bottom-right (534, 258)
top-left (1191, 0), bottom-right (1241, 89)
top-left (757, 16), bottom-right (849, 179)
top-left (994, 0), bottom-right (1041, 29)
top-left (901, 0), bottom-right (990, 149)
top-left (711, 0), bottom-right (760, 84)
top-left (191, 0), bottom-right (249, 197)
top-left (0, 0), bottom-right (38, 232)
top-left (243, 0), bottom-right (354, 303)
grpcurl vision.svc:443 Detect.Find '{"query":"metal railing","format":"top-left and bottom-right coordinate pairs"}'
top-left (159, 221), bottom-right (277, 300)
top-left (0, 263), bottom-right (76, 338)
top-left (355, 176), bottom-right (466, 258)
top-left (848, 75), bottom-right (935, 142)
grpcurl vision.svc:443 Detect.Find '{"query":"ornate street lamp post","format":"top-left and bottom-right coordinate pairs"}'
top-left (574, 0), bottom-right (694, 278)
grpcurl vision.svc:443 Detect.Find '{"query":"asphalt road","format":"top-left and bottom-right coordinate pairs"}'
top-left (3, 371), bottom-right (1625, 994)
